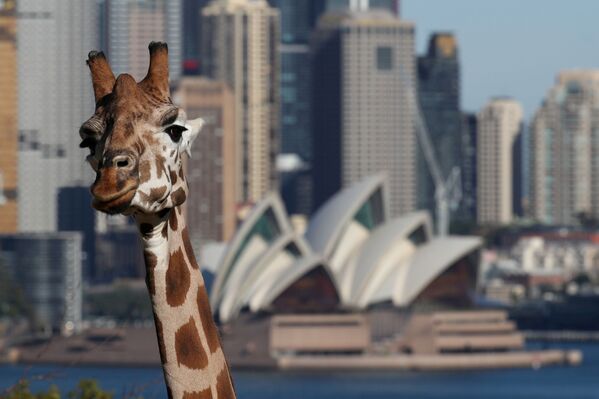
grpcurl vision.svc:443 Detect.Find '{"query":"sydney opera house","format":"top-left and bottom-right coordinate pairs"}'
top-left (207, 175), bottom-right (540, 367)
top-left (212, 174), bottom-right (482, 324)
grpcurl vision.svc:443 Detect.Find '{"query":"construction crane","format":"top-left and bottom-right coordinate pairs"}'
top-left (402, 80), bottom-right (462, 236)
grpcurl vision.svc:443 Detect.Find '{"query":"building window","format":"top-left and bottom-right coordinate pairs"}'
top-left (376, 46), bottom-right (393, 70)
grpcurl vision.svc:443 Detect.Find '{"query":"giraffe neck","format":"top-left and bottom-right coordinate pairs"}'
top-left (136, 207), bottom-right (236, 399)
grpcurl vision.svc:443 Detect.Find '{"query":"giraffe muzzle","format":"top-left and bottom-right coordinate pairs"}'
top-left (91, 150), bottom-right (140, 214)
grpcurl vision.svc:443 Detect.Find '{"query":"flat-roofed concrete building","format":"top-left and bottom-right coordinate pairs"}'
top-left (477, 98), bottom-right (523, 225)
top-left (311, 10), bottom-right (417, 217)
top-left (175, 77), bottom-right (237, 246)
top-left (530, 70), bottom-right (599, 225)
top-left (0, 1), bottom-right (17, 232)
top-left (201, 0), bottom-right (280, 204)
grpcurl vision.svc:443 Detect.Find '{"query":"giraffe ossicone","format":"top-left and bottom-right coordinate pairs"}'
top-left (80, 42), bottom-right (236, 399)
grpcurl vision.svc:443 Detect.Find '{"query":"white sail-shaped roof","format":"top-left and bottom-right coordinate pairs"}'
top-left (218, 231), bottom-right (311, 322)
top-left (305, 174), bottom-right (388, 257)
top-left (343, 212), bottom-right (433, 307)
top-left (211, 193), bottom-right (293, 307)
top-left (371, 237), bottom-right (483, 307)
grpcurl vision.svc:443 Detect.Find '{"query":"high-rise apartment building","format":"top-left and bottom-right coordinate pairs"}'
top-left (175, 77), bottom-right (237, 246)
top-left (0, 1), bottom-right (17, 233)
top-left (530, 70), bottom-right (599, 225)
top-left (417, 33), bottom-right (462, 220)
top-left (104, 0), bottom-right (182, 81)
top-left (17, 0), bottom-right (98, 231)
top-left (311, 10), bottom-right (416, 216)
top-left (201, 0), bottom-right (280, 204)
top-left (477, 98), bottom-right (523, 225)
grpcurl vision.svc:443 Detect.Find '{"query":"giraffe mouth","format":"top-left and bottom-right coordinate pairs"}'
top-left (92, 184), bottom-right (138, 214)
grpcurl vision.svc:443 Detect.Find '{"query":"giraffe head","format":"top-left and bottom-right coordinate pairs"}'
top-left (79, 42), bottom-right (203, 216)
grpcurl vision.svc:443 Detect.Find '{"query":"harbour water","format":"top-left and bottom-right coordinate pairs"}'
top-left (2, 342), bottom-right (599, 398)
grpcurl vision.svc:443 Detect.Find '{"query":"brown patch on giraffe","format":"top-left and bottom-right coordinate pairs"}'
top-left (216, 365), bottom-right (236, 399)
top-left (166, 248), bottom-right (190, 307)
top-left (150, 185), bottom-right (167, 200)
top-left (161, 221), bottom-right (169, 238)
top-left (144, 250), bottom-right (158, 296)
top-left (197, 287), bottom-right (220, 354)
top-left (182, 228), bottom-right (199, 269)
top-left (153, 311), bottom-right (168, 364)
top-left (155, 157), bottom-right (164, 179)
top-left (182, 389), bottom-right (212, 399)
top-left (139, 161), bottom-right (151, 183)
top-left (170, 187), bottom-right (187, 205)
top-left (169, 169), bottom-right (178, 185)
top-left (168, 209), bottom-right (179, 231)
top-left (174, 317), bottom-right (209, 369)
top-left (178, 166), bottom-right (184, 180)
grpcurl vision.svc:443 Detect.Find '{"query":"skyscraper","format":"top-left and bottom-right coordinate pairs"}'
top-left (311, 10), bottom-right (417, 216)
top-left (182, 0), bottom-right (210, 74)
top-left (417, 33), bottom-right (462, 220)
top-left (0, 1), bottom-right (17, 233)
top-left (175, 77), bottom-right (237, 246)
top-left (477, 98), bottom-right (523, 225)
top-left (460, 112), bottom-right (477, 222)
top-left (268, 0), bottom-right (319, 163)
top-left (201, 0), bottom-right (280, 204)
top-left (530, 70), bottom-right (599, 225)
top-left (103, 0), bottom-right (183, 81)
top-left (17, 0), bottom-right (98, 231)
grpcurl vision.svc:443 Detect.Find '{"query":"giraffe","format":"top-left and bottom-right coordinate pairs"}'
top-left (79, 42), bottom-right (236, 399)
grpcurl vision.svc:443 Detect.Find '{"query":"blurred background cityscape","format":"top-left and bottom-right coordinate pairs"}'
top-left (2, 0), bottom-right (599, 397)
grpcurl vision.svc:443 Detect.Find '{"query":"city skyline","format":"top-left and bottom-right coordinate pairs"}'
top-left (403, 0), bottom-right (599, 119)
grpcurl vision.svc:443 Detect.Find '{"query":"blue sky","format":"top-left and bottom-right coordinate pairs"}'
top-left (403, 0), bottom-right (599, 120)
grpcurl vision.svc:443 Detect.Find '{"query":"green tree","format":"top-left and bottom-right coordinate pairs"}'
top-left (2, 379), bottom-right (115, 399)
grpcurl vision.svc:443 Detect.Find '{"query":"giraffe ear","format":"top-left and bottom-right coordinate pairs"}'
top-left (182, 117), bottom-right (204, 157)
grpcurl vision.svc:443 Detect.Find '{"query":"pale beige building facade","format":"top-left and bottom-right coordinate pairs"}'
top-left (477, 98), bottom-right (523, 225)
top-left (175, 78), bottom-right (237, 245)
top-left (201, 0), bottom-right (280, 204)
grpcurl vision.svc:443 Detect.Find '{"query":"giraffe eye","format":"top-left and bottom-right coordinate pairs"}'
top-left (164, 125), bottom-right (187, 143)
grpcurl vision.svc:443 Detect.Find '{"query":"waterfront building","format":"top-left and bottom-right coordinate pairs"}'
top-left (103, 0), bottom-right (183, 81)
top-left (530, 70), bottom-right (599, 225)
top-left (417, 33), bottom-right (462, 221)
top-left (0, 232), bottom-right (83, 335)
top-left (311, 10), bottom-right (417, 216)
top-left (201, 0), bottom-right (280, 204)
top-left (0, 1), bottom-right (17, 233)
top-left (212, 174), bottom-right (482, 323)
top-left (476, 98), bottom-right (523, 225)
top-left (17, 0), bottom-right (98, 232)
top-left (174, 77), bottom-right (237, 246)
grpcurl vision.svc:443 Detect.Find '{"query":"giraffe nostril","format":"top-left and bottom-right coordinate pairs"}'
top-left (112, 154), bottom-right (132, 169)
